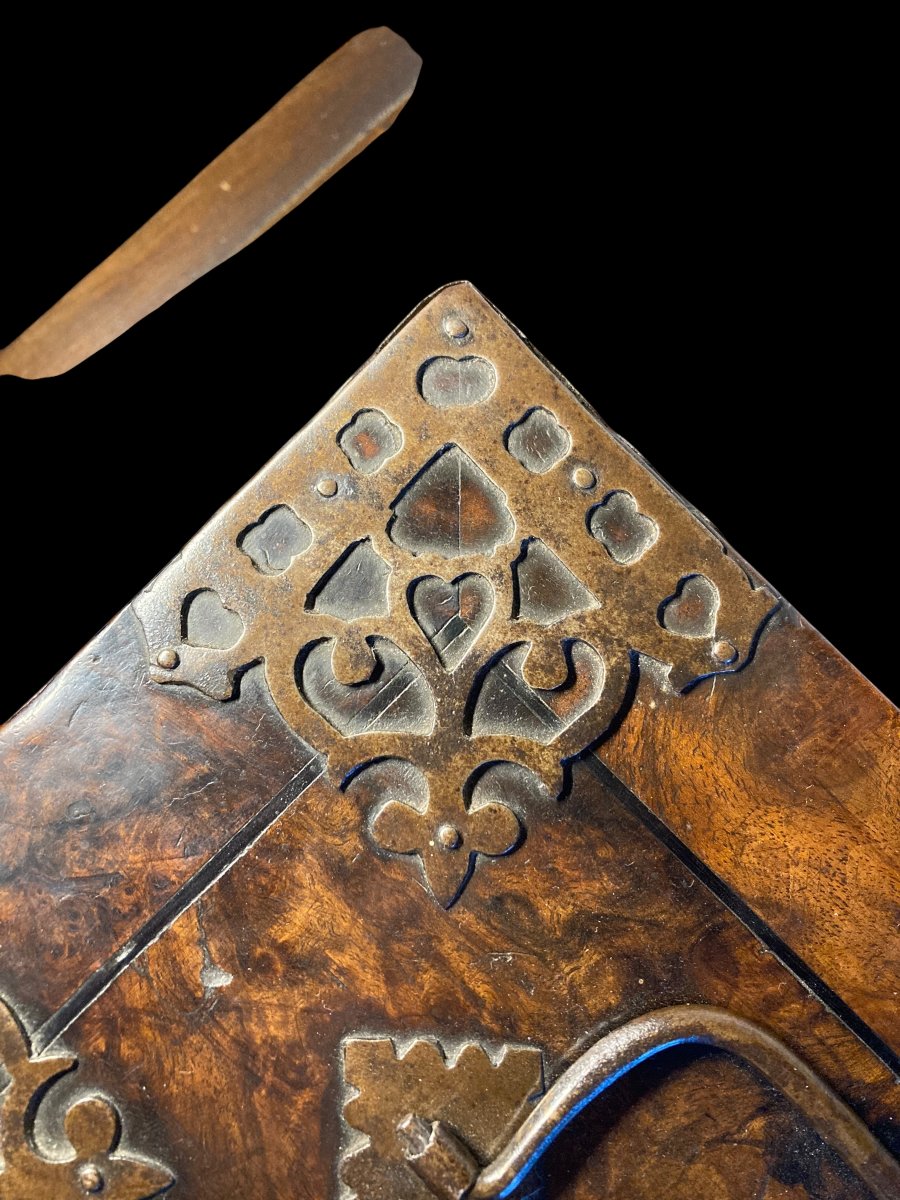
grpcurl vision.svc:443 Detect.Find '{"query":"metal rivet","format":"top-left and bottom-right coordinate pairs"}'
top-left (316, 478), bottom-right (339, 497)
top-left (712, 639), bottom-right (738, 664)
top-left (78, 1163), bottom-right (104, 1193)
top-left (572, 466), bottom-right (596, 489)
top-left (156, 648), bottom-right (179, 670)
top-left (442, 314), bottom-right (470, 340)
top-left (436, 824), bottom-right (462, 850)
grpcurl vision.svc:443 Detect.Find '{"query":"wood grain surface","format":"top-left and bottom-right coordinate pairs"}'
top-left (40, 754), bottom-right (897, 1198)
top-left (599, 609), bottom-right (900, 1056)
top-left (0, 612), bottom-right (325, 1022)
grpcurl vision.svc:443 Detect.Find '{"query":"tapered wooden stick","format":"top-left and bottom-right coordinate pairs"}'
top-left (0, 28), bottom-right (421, 379)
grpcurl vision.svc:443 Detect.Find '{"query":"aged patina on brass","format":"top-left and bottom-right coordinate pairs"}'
top-left (130, 284), bottom-right (776, 914)
top-left (0, 283), bottom-right (897, 1198)
top-left (394, 1006), bottom-right (900, 1200)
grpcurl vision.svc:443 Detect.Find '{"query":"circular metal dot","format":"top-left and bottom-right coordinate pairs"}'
top-left (712, 639), bottom-right (738, 664)
top-left (156, 648), bottom-right (179, 670)
top-left (572, 466), bottom-right (596, 490)
top-left (436, 824), bottom-right (462, 850)
top-left (442, 314), bottom-right (470, 340)
top-left (78, 1163), bottom-right (104, 1193)
top-left (316, 478), bottom-right (339, 498)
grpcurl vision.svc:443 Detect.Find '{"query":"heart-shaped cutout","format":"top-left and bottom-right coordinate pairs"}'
top-left (411, 573), bottom-right (494, 671)
top-left (183, 589), bottom-right (245, 649)
top-left (419, 355), bottom-right (497, 408)
top-left (660, 574), bottom-right (719, 639)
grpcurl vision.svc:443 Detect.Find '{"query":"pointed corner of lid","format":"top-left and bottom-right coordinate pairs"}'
top-left (407, 280), bottom-right (493, 322)
top-left (411, 281), bottom-right (554, 363)
top-left (122, 270), bottom-right (781, 920)
top-left (426, 278), bottom-right (513, 309)
top-left (427, 279), bottom-right (486, 300)
top-left (396, 280), bottom-right (526, 350)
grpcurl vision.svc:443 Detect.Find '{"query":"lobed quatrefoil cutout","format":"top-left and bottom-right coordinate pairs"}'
top-left (339, 409), bottom-right (403, 474)
top-left (419, 355), bottom-right (497, 407)
top-left (238, 504), bottom-right (312, 574)
top-left (589, 491), bottom-right (659, 564)
top-left (506, 406), bottom-right (572, 474)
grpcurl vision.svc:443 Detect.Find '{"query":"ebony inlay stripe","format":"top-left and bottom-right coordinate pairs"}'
top-left (584, 754), bottom-right (900, 1077)
top-left (32, 753), bottom-right (327, 1054)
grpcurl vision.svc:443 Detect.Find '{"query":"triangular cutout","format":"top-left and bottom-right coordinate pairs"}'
top-left (306, 539), bottom-right (391, 621)
top-left (389, 444), bottom-right (515, 559)
top-left (512, 538), bottom-right (599, 625)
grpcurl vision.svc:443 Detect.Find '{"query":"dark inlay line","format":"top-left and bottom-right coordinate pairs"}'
top-left (32, 753), bottom-right (327, 1056)
top-left (583, 754), bottom-right (900, 1077)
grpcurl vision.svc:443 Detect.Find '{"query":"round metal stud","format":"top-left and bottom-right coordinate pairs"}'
top-left (78, 1163), bottom-right (104, 1194)
top-left (712, 639), bottom-right (738, 665)
top-left (442, 314), bottom-right (470, 341)
top-left (436, 823), bottom-right (462, 850)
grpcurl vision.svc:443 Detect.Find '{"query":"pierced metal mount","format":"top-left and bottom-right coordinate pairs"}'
top-left (0, 997), bottom-right (173, 1199)
top-left (396, 1006), bottom-right (900, 1200)
top-left (133, 282), bottom-right (778, 910)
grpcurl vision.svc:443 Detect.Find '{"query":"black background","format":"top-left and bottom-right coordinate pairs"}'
top-left (2, 12), bottom-right (894, 719)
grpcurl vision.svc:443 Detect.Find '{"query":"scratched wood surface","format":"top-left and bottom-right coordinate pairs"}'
top-left (0, 283), bottom-right (896, 1198)
top-left (8, 752), bottom-right (890, 1198)
top-left (599, 609), bottom-right (900, 1055)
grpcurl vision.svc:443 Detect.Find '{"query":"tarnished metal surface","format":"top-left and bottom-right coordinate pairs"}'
top-left (398, 1117), bottom-right (480, 1200)
top-left (395, 1005), bottom-right (900, 1200)
top-left (133, 282), bottom-right (776, 908)
top-left (0, 998), bottom-right (172, 1198)
top-left (5, 282), bottom-right (893, 1199)
top-left (341, 1034), bottom-right (543, 1199)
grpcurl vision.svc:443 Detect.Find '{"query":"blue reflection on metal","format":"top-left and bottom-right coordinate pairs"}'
top-left (498, 1037), bottom-right (698, 1198)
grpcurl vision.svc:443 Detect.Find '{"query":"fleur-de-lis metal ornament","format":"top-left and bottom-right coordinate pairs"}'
top-left (133, 283), bottom-right (775, 909)
top-left (0, 999), bottom-right (172, 1199)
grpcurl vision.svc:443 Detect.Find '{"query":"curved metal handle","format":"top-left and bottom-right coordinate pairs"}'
top-left (398, 1005), bottom-right (900, 1200)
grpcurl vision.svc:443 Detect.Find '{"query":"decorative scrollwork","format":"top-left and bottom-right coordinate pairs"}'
top-left (132, 282), bottom-right (778, 908)
top-left (351, 759), bottom-right (542, 906)
top-left (0, 997), bottom-right (172, 1199)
